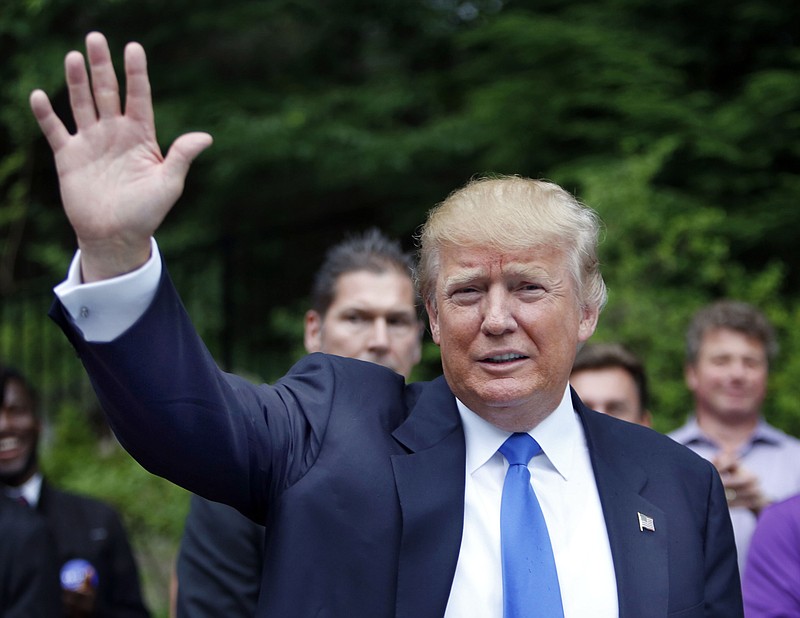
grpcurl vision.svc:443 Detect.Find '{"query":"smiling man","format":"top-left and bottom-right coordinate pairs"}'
top-left (0, 367), bottom-right (150, 617)
top-left (33, 32), bottom-right (742, 617)
top-left (670, 300), bottom-right (800, 574)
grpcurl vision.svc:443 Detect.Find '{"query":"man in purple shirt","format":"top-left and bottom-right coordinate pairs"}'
top-left (670, 300), bottom-right (800, 573)
top-left (742, 494), bottom-right (800, 616)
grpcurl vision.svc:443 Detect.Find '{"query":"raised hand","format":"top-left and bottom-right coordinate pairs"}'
top-left (29, 32), bottom-right (213, 282)
top-left (714, 451), bottom-right (770, 515)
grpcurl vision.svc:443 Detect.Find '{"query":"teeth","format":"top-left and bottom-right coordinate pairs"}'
top-left (487, 353), bottom-right (525, 363)
top-left (0, 437), bottom-right (20, 452)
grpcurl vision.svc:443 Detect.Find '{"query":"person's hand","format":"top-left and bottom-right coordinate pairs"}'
top-left (29, 31), bottom-right (212, 282)
top-left (713, 451), bottom-right (770, 516)
top-left (62, 586), bottom-right (97, 618)
top-left (61, 567), bottom-right (98, 618)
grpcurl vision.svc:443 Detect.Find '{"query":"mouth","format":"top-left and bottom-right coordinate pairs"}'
top-left (482, 353), bottom-right (528, 364)
top-left (0, 436), bottom-right (22, 459)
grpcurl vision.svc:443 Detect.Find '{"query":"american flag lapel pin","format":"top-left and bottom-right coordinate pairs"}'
top-left (638, 512), bottom-right (655, 532)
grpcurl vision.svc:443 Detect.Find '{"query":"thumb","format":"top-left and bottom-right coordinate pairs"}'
top-left (163, 131), bottom-right (214, 182)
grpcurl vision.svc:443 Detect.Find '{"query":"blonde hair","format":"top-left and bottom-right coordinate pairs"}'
top-left (417, 175), bottom-right (607, 312)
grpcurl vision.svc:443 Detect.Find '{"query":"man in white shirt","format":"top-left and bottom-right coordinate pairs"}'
top-left (30, 32), bottom-right (742, 617)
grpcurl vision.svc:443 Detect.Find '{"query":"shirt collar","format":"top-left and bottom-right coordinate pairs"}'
top-left (3, 472), bottom-right (42, 508)
top-left (457, 384), bottom-right (578, 481)
top-left (674, 415), bottom-right (784, 450)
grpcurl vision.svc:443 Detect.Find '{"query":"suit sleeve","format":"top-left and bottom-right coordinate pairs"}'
top-left (49, 266), bottom-right (336, 523)
top-left (702, 464), bottom-right (744, 616)
top-left (176, 495), bottom-right (265, 618)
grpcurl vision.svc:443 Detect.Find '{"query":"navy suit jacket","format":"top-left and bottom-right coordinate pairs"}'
top-left (52, 270), bottom-right (742, 617)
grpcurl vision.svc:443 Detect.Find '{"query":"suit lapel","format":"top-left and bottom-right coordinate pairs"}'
top-left (392, 377), bottom-right (465, 618)
top-left (575, 393), bottom-right (669, 618)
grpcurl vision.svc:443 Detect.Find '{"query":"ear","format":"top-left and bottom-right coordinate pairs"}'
top-left (304, 310), bottom-right (323, 353)
top-left (411, 321), bottom-right (425, 365)
top-left (425, 298), bottom-right (441, 345)
top-left (577, 304), bottom-right (600, 342)
top-left (685, 363), bottom-right (698, 391)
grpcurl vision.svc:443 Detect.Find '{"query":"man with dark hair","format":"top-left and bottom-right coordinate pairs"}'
top-left (670, 299), bottom-right (800, 573)
top-left (175, 228), bottom-right (423, 617)
top-left (570, 343), bottom-right (652, 426)
top-left (32, 33), bottom-right (742, 616)
top-left (0, 366), bottom-right (150, 618)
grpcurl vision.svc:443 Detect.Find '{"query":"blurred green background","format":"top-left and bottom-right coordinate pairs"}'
top-left (3, 0), bottom-right (800, 614)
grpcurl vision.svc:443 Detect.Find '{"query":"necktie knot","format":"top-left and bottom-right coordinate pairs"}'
top-left (499, 432), bottom-right (541, 467)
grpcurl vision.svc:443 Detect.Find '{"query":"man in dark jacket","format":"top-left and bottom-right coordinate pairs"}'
top-left (0, 366), bottom-right (150, 618)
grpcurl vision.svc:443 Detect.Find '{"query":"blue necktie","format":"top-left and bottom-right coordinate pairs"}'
top-left (499, 433), bottom-right (564, 618)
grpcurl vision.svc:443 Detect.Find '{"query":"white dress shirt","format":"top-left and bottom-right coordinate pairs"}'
top-left (54, 238), bottom-right (161, 342)
top-left (445, 389), bottom-right (618, 618)
top-left (56, 241), bottom-right (619, 616)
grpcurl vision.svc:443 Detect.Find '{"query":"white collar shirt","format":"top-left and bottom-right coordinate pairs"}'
top-left (444, 385), bottom-right (618, 618)
top-left (3, 472), bottom-right (43, 508)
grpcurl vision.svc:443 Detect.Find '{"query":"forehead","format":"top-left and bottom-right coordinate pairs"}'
top-left (571, 366), bottom-right (638, 396)
top-left (2, 378), bottom-right (32, 405)
top-left (699, 328), bottom-right (767, 357)
top-left (436, 243), bottom-right (571, 281)
top-left (331, 270), bottom-right (416, 310)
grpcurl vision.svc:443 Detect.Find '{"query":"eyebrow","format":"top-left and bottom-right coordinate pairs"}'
top-left (442, 264), bottom-right (553, 289)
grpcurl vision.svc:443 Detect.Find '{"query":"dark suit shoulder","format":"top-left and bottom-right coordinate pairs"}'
top-left (278, 352), bottom-right (417, 424)
top-left (39, 481), bottom-right (122, 522)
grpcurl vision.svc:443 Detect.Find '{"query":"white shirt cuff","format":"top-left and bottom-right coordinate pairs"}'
top-left (53, 238), bottom-right (162, 342)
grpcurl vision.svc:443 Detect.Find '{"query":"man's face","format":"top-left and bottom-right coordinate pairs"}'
top-left (570, 367), bottom-right (650, 426)
top-left (0, 379), bottom-right (40, 486)
top-left (426, 244), bottom-right (598, 431)
top-left (304, 270), bottom-right (422, 379)
top-left (685, 327), bottom-right (768, 423)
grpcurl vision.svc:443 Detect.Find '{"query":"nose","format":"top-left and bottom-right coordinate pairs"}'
top-left (368, 318), bottom-right (391, 352)
top-left (727, 359), bottom-right (749, 380)
top-left (481, 288), bottom-right (517, 336)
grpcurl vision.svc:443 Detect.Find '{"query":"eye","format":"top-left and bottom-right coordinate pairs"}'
top-left (387, 315), bottom-right (414, 327)
top-left (515, 282), bottom-right (546, 298)
top-left (344, 313), bottom-right (367, 325)
top-left (448, 287), bottom-right (481, 304)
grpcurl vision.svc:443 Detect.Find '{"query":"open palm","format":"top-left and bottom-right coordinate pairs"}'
top-left (30, 32), bottom-right (212, 281)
